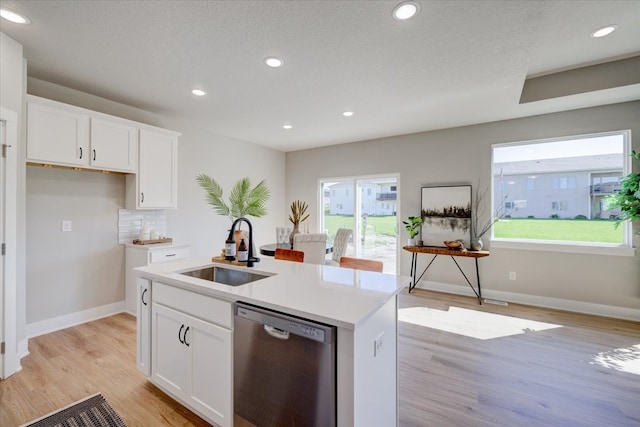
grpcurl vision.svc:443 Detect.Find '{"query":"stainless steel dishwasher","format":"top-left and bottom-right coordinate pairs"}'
top-left (234, 302), bottom-right (337, 427)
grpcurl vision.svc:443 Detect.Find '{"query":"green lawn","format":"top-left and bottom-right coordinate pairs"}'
top-left (493, 218), bottom-right (623, 243)
top-left (323, 215), bottom-right (623, 243)
top-left (323, 215), bottom-right (397, 238)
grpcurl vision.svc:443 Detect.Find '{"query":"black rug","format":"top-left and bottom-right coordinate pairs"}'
top-left (20, 393), bottom-right (127, 427)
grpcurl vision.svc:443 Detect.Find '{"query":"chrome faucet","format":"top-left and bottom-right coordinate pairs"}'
top-left (227, 217), bottom-right (259, 267)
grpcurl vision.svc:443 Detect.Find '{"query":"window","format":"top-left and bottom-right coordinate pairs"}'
top-left (552, 176), bottom-right (576, 189)
top-left (526, 177), bottom-right (535, 191)
top-left (492, 130), bottom-right (632, 249)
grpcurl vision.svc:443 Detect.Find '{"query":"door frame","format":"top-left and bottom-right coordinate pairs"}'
top-left (0, 107), bottom-right (19, 378)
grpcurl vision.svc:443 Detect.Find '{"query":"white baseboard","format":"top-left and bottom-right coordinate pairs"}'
top-left (18, 339), bottom-right (29, 359)
top-left (26, 301), bottom-right (126, 339)
top-left (416, 280), bottom-right (640, 322)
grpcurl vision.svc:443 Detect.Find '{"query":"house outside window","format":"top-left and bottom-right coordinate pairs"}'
top-left (492, 130), bottom-right (631, 248)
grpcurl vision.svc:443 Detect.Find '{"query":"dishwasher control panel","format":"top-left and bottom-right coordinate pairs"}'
top-left (289, 322), bottom-right (325, 341)
top-left (235, 302), bottom-right (335, 344)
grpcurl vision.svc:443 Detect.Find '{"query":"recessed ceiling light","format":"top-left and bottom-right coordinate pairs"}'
top-left (264, 57), bottom-right (284, 68)
top-left (0, 8), bottom-right (31, 24)
top-left (591, 25), bottom-right (617, 38)
top-left (282, 124), bottom-right (292, 130)
top-left (393, 2), bottom-right (420, 20)
top-left (191, 89), bottom-right (206, 96)
top-left (342, 111), bottom-right (354, 117)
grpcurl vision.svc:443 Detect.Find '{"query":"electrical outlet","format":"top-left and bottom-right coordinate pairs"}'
top-left (62, 220), bottom-right (72, 232)
top-left (509, 271), bottom-right (517, 280)
top-left (374, 332), bottom-right (384, 357)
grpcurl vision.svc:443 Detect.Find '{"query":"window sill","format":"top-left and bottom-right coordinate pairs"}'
top-left (490, 238), bottom-right (636, 257)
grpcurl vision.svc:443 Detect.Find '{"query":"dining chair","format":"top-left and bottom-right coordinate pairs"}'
top-left (326, 228), bottom-right (353, 265)
top-left (293, 233), bottom-right (328, 265)
top-left (274, 248), bottom-right (305, 263)
top-left (276, 226), bottom-right (293, 245)
top-left (339, 256), bottom-right (383, 272)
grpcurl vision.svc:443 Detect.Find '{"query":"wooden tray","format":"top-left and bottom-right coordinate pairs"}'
top-left (133, 238), bottom-right (173, 245)
top-left (211, 256), bottom-right (248, 267)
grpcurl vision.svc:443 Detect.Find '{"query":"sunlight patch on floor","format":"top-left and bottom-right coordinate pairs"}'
top-left (398, 306), bottom-right (562, 340)
top-left (591, 344), bottom-right (640, 376)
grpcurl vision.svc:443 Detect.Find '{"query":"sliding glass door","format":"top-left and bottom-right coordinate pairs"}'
top-left (320, 175), bottom-right (399, 273)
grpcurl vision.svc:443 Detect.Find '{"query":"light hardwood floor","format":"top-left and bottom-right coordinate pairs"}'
top-left (1, 289), bottom-right (639, 426)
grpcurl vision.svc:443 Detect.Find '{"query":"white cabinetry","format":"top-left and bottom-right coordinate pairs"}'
top-left (27, 95), bottom-right (180, 209)
top-left (27, 95), bottom-right (138, 172)
top-left (90, 118), bottom-right (137, 172)
top-left (136, 277), bottom-right (152, 376)
top-left (150, 282), bottom-right (232, 427)
top-left (127, 129), bottom-right (178, 209)
top-left (27, 99), bottom-right (89, 166)
top-left (125, 244), bottom-right (189, 316)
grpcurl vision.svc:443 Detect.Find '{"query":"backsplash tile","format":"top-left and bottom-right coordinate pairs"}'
top-left (118, 209), bottom-right (168, 244)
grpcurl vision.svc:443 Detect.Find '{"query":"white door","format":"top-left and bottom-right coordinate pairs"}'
top-left (136, 278), bottom-right (151, 376)
top-left (0, 108), bottom-right (19, 379)
top-left (90, 118), bottom-right (137, 172)
top-left (151, 304), bottom-right (188, 396)
top-left (186, 315), bottom-right (232, 427)
top-left (320, 175), bottom-right (400, 273)
top-left (0, 116), bottom-right (5, 379)
top-left (26, 101), bottom-right (89, 166)
top-left (138, 129), bottom-right (177, 208)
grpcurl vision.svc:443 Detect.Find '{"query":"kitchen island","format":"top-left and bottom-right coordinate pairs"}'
top-left (135, 256), bottom-right (411, 427)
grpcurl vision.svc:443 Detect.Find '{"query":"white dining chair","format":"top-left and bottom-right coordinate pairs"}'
top-left (326, 228), bottom-right (353, 265)
top-left (276, 226), bottom-right (293, 245)
top-left (293, 233), bottom-right (328, 265)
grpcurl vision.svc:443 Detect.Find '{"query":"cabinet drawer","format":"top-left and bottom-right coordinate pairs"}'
top-left (153, 282), bottom-right (232, 329)
top-left (150, 247), bottom-right (189, 264)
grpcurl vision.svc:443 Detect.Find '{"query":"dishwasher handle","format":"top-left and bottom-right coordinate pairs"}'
top-left (264, 325), bottom-right (290, 340)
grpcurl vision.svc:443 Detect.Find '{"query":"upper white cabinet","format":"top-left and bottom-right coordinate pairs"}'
top-left (27, 100), bottom-right (90, 167)
top-left (27, 95), bottom-right (180, 209)
top-left (127, 128), bottom-right (179, 209)
top-left (90, 118), bottom-right (138, 172)
top-left (27, 95), bottom-right (138, 172)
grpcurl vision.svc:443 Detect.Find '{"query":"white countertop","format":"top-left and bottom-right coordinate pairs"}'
top-left (135, 257), bottom-right (411, 329)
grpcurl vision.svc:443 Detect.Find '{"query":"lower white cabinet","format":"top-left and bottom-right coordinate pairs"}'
top-left (136, 277), bottom-right (151, 376)
top-left (143, 281), bottom-right (233, 427)
top-left (125, 244), bottom-right (189, 316)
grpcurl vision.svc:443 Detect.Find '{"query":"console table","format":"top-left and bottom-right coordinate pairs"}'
top-left (403, 246), bottom-right (490, 304)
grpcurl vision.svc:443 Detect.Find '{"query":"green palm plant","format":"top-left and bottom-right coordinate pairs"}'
top-left (606, 150), bottom-right (640, 227)
top-left (196, 174), bottom-right (271, 228)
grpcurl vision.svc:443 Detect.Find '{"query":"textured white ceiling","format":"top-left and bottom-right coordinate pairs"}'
top-left (1, 0), bottom-right (639, 152)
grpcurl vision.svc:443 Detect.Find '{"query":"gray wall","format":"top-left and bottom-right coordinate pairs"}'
top-left (25, 78), bottom-right (285, 332)
top-left (26, 167), bottom-right (126, 323)
top-left (286, 101), bottom-right (640, 317)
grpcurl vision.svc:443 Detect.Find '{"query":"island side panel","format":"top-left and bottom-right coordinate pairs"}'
top-left (353, 296), bottom-right (399, 426)
top-left (337, 327), bottom-right (355, 426)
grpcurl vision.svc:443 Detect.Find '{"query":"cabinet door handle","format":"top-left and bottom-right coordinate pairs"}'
top-left (178, 324), bottom-right (185, 344)
top-left (141, 192), bottom-right (144, 203)
top-left (93, 149), bottom-right (96, 161)
top-left (79, 147), bottom-right (83, 159)
top-left (184, 326), bottom-right (190, 347)
top-left (141, 288), bottom-right (148, 306)
top-left (165, 253), bottom-right (176, 258)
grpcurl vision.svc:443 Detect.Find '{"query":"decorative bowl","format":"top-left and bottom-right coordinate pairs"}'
top-left (444, 240), bottom-right (464, 249)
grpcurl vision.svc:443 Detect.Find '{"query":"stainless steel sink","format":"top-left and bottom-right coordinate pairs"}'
top-left (180, 266), bottom-right (270, 286)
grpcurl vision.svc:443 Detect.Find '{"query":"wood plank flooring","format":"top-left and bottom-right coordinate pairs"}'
top-left (1, 289), bottom-right (639, 426)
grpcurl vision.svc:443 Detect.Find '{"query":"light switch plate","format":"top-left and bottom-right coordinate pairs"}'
top-left (62, 220), bottom-right (72, 232)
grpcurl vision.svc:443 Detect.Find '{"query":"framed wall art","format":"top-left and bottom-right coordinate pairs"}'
top-left (421, 185), bottom-right (471, 248)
